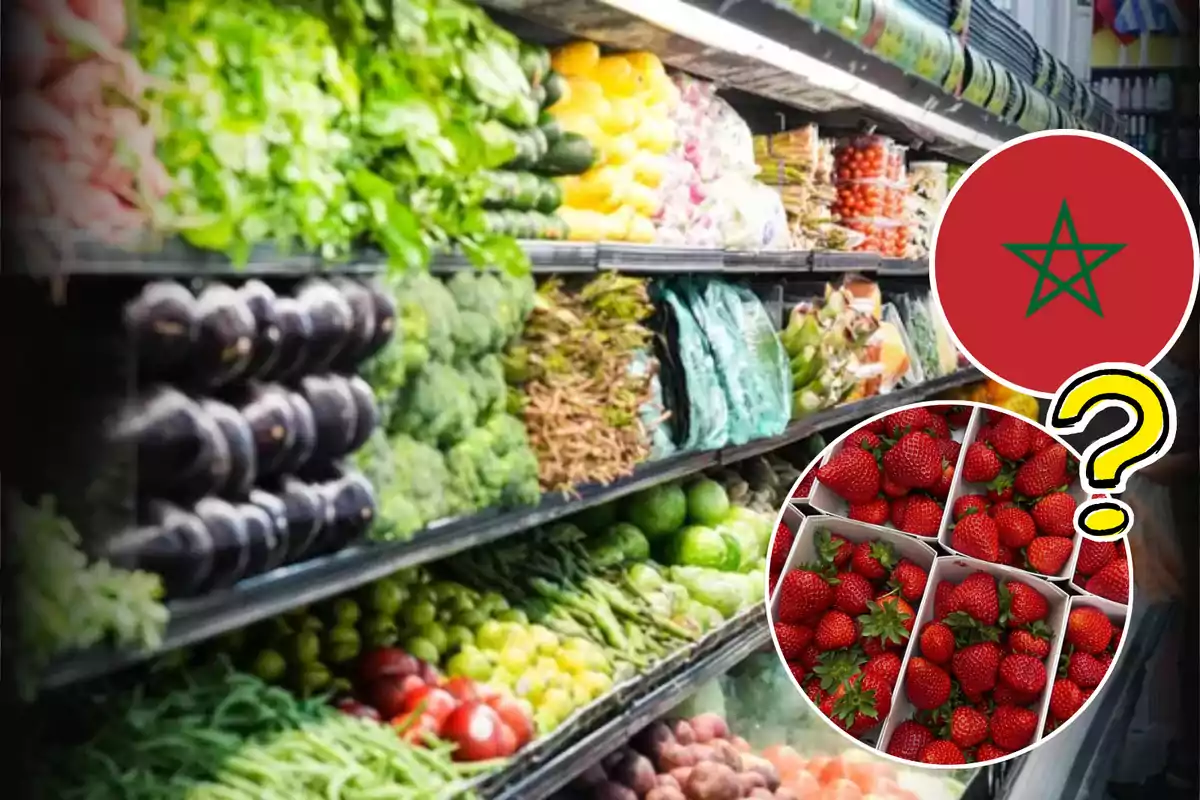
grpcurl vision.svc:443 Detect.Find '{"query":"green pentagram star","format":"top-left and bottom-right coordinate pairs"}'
top-left (1003, 200), bottom-right (1126, 318)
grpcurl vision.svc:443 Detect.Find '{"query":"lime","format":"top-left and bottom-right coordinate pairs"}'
top-left (331, 598), bottom-right (362, 627)
top-left (455, 609), bottom-right (487, 629)
top-left (497, 608), bottom-right (529, 625)
top-left (446, 646), bottom-right (493, 681)
top-left (499, 644), bottom-right (533, 672)
top-left (251, 649), bottom-right (286, 682)
top-left (417, 622), bottom-right (450, 656)
top-left (529, 625), bottom-right (560, 654)
top-left (290, 631), bottom-right (321, 664)
top-left (577, 670), bottom-right (613, 699)
top-left (476, 620), bottom-right (508, 651)
top-left (402, 600), bottom-right (438, 629)
top-left (446, 625), bottom-right (474, 651)
top-left (404, 636), bottom-right (440, 664)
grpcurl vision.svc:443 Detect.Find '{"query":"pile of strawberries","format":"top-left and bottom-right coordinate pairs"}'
top-left (769, 520), bottom-right (795, 597)
top-left (949, 410), bottom-right (1082, 575)
top-left (815, 405), bottom-right (971, 537)
top-left (793, 468), bottom-right (817, 500)
top-left (887, 570), bottom-right (1055, 765)
top-left (1046, 606), bottom-right (1122, 733)
top-left (1072, 538), bottom-right (1131, 603)
top-left (773, 530), bottom-right (928, 742)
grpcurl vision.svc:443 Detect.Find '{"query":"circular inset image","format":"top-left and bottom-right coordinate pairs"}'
top-left (766, 402), bottom-right (1132, 768)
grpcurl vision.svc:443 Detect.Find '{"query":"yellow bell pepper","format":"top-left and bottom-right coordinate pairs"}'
top-left (601, 96), bottom-right (639, 134)
top-left (631, 153), bottom-right (665, 189)
top-left (601, 134), bottom-right (639, 165)
top-left (626, 214), bottom-right (656, 243)
top-left (552, 41), bottom-right (600, 77)
top-left (604, 206), bottom-right (635, 241)
top-left (622, 51), bottom-right (667, 84)
top-left (560, 77), bottom-right (606, 111)
top-left (593, 56), bottom-right (639, 95)
top-left (553, 113), bottom-right (605, 146)
top-left (623, 182), bottom-right (660, 218)
top-left (558, 207), bottom-right (607, 242)
top-left (633, 116), bottom-right (674, 154)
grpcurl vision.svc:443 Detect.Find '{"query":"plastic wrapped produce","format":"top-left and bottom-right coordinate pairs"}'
top-left (908, 161), bottom-right (949, 258)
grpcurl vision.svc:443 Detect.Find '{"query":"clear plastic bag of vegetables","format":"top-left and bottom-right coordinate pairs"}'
top-left (655, 284), bottom-right (729, 452)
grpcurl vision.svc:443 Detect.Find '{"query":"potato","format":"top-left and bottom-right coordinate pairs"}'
top-left (660, 741), bottom-right (699, 772)
top-left (574, 764), bottom-right (609, 790)
top-left (688, 744), bottom-right (717, 764)
top-left (710, 739), bottom-right (743, 772)
top-left (634, 721), bottom-right (676, 761)
top-left (609, 751), bottom-right (657, 796)
top-left (669, 767), bottom-right (693, 787)
top-left (604, 748), bottom-right (633, 773)
top-left (689, 713), bottom-right (729, 743)
top-left (738, 771), bottom-right (768, 794)
top-left (592, 782), bottom-right (637, 800)
top-left (683, 761), bottom-right (741, 800)
top-left (646, 788), bottom-right (687, 800)
top-left (657, 774), bottom-right (682, 791)
top-left (749, 790), bottom-right (775, 800)
top-left (773, 789), bottom-right (799, 800)
top-left (739, 755), bottom-right (781, 791)
top-left (672, 720), bottom-right (697, 745)
top-left (730, 736), bottom-right (751, 753)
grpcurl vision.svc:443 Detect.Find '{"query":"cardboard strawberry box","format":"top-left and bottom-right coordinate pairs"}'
top-left (770, 513), bottom-right (939, 747)
top-left (877, 555), bottom-right (1070, 764)
top-left (939, 409), bottom-right (1086, 580)
top-left (809, 403), bottom-right (972, 542)
top-left (1040, 595), bottom-right (1129, 735)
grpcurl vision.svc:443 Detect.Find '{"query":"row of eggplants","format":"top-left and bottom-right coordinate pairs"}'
top-left (124, 277), bottom-right (395, 389)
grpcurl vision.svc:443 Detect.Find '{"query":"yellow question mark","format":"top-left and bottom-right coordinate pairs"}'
top-left (1047, 363), bottom-right (1177, 541)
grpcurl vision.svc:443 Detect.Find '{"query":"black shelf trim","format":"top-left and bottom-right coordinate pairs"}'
top-left (42, 368), bottom-right (980, 689)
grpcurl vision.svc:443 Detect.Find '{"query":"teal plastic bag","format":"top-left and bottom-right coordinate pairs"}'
top-left (659, 285), bottom-right (729, 452)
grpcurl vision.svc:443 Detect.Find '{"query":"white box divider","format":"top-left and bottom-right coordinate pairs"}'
top-left (877, 555), bottom-right (1070, 762)
top-left (1039, 595), bottom-right (1130, 734)
top-left (939, 409), bottom-right (1086, 580)
top-left (810, 403), bottom-right (974, 542)
top-left (769, 513), bottom-right (939, 747)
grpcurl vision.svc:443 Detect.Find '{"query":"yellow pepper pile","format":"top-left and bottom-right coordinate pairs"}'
top-left (548, 41), bottom-right (676, 243)
top-left (941, 379), bottom-right (1041, 422)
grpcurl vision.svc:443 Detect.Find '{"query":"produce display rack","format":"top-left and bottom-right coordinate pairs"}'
top-left (475, 608), bottom-right (770, 800)
top-left (41, 366), bottom-right (981, 691)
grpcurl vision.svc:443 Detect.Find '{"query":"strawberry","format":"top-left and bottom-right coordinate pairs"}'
top-left (1001, 581), bottom-right (1049, 626)
top-left (934, 580), bottom-right (957, 620)
top-left (1032, 492), bottom-right (1077, 536)
top-left (883, 432), bottom-right (942, 489)
top-left (799, 644), bottom-right (822, 669)
top-left (887, 720), bottom-right (934, 760)
top-left (770, 522), bottom-right (795, 575)
top-left (815, 530), bottom-right (854, 569)
top-left (947, 405), bottom-right (973, 427)
top-left (951, 572), bottom-right (1000, 626)
top-left (788, 661), bottom-right (807, 684)
top-left (851, 540), bottom-right (898, 581)
top-left (880, 407), bottom-right (935, 439)
top-left (937, 437), bottom-right (962, 464)
top-left (920, 740), bottom-right (966, 765)
top-left (1067, 652), bottom-right (1108, 689)
top-left (865, 651), bottom-right (903, 686)
top-left (993, 682), bottom-right (1039, 707)
top-left (849, 498), bottom-right (890, 526)
top-left (905, 657), bottom-right (952, 710)
top-left (829, 672), bottom-right (892, 735)
top-left (962, 442), bottom-right (1002, 482)
top-left (814, 610), bottom-right (859, 651)
top-left (1111, 628), bottom-right (1122, 652)
top-left (817, 446), bottom-right (881, 503)
top-left (952, 514), bottom-right (1000, 562)
top-left (1085, 557), bottom-right (1129, 603)
top-left (774, 622), bottom-right (813, 659)
top-left (950, 706), bottom-right (990, 749)
top-left (776, 569), bottom-right (834, 623)
top-left (1009, 628), bottom-right (1051, 659)
top-left (952, 641), bottom-right (1003, 696)
top-left (925, 412), bottom-right (952, 439)
top-left (1026, 426), bottom-right (1054, 453)
top-left (931, 463), bottom-right (955, 499)
top-left (845, 428), bottom-right (882, 451)
top-left (890, 559), bottom-right (928, 601)
top-left (898, 495), bottom-right (944, 536)
top-left (833, 571), bottom-right (876, 616)
top-left (991, 705), bottom-right (1038, 750)
top-left (890, 495), bottom-right (911, 528)
top-left (919, 621), bottom-right (956, 664)
top-left (1075, 538), bottom-right (1117, 577)
top-left (1066, 607), bottom-right (1113, 654)
top-left (1027, 536), bottom-right (1072, 575)
top-left (977, 742), bottom-right (1012, 762)
top-left (993, 507), bottom-right (1037, 549)
top-left (996, 545), bottom-right (1016, 566)
top-left (1098, 651), bottom-right (1114, 670)
top-left (803, 677), bottom-right (825, 704)
top-left (953, 494), bottom-right (989, 520)
top-left (1013, 444), bottom-right (1068, 498)
top-left (989, 416), bottom-right (1032, 460)
top-left (976, 424), bottom-right (994, 446)
top-left (988, 485), bottom-right (1014, 504)
top-left (865, 418), bottom-right (886, 434)
top-left (860, 635), bottom-right (890, 657)
top-left (999, 654), bottom-right (1047, 694)
top-left (881, 474), bottom-right (909, 498)
top-left (1049, 678), bottom-right (1085, 721)
top-left (858, 596), bottom-right (915, 652)
top-left (793, 471), bottom-right (817, 499)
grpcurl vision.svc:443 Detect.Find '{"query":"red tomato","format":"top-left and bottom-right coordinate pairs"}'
top-left (359, 648), bottom-right (420, 685)
top-left (401, 685), bottom-right (458, 726)
top-left (367, 678), bottom-right (411, 720)
top-left (441, 676), bottom-right (481, 704)
top-left (489, 696), bottom-right (535, 748)
top-left (397, 711), bottom-right (441, 745)
top-left (441, 702), bottom-right (505, 762)
top-left (496, 723), bottom-right (519, 757)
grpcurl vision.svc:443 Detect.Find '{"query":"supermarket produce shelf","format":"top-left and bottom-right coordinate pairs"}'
top-left (478, 607), bottom-right (771, 800)
top-left (41, 368), bottom-right (979, 690)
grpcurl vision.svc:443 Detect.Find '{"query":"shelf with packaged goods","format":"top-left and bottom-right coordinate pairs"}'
top-left (481, 0), bottom-right (1089, 161)
top-left (41, 366), bottom-right (980, 691)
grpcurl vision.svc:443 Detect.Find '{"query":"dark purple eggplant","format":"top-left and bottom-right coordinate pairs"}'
top-left (362, 279), bottom-right (397, 362)
top-left (201, 399), bottom-right (257, 499)
top-left (299, 374), bottom-right (358, 461)
top-left (345, 376), bottom-right (380, 453)
top-left (228, 384), bottom-right (297, 476)
top-left (329, 279), bottom-right (377, 373)
top-left (272, 477), bottom-right (328, 564)
top-left (296, 280), bottom-right (354, 372)
top-left (277, 392), bottom-right (317, 475)
top-left (103, 501), bottom-right (213, 598)
top-left (169, 405), bottom-right (232, 503)
top-left (238, 280), bottom-right (282, 378)
top-left (313, 470), bottom-right (376, 553)
top-left (194, 284), bottom-right (256, 388)
top-left (263, 297), bottom-right (313, 382)
top-left (248, 489), bottom-right (291, 573)
top-left (123, 280), bottom-right (197, 376)
top-left (193, 497), bottom-right (250, 591)
top-left (110, 387), bottom-right (215, 497)
top-left (237, 502), bottom-right (278, 579)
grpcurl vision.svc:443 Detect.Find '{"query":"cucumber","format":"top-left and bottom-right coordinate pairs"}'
top-left (536, 213), bottom-right (570, 241)
top-left (535, 179), bottom-right (563, 214)
top-left (512, 173), bottom-right (543, 211)
top-left (538, 132), bottom-right (597, 176)
top-left (479, 170), bottom-right (522, 207)
top-left (482, 211), bottom-right (513, 237)
top-left (505, 131), bottom-right (539, 170)
top-left (538, 112), bottom-right (563, 145)
top-left (519, 45), bottom-right (552, 87)
top-left (542, 71), bottom-right (567, 108)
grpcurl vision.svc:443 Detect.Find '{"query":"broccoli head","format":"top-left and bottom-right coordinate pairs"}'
top-left (392, 362), bottom-right (479, 446)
